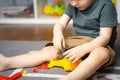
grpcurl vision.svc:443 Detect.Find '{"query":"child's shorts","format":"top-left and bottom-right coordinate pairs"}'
top-left (45, 36), bottom-right (115, 67)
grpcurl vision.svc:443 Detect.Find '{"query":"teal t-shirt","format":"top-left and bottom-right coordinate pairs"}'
top-left (65, 0), bottom-right (118, 48)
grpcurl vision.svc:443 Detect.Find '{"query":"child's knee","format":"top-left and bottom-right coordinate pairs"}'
top-left (90, 47), bottom-right (110, 63)
top-left (42, 46), bottom-right (62, 59)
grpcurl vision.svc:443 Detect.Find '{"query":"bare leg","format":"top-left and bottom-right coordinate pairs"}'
top-left (0, 54), bottom-right (10, 71)
top-left (0, 46), bottom-right (58, 71)
top-left (59, 47), bottom-right (110, 80)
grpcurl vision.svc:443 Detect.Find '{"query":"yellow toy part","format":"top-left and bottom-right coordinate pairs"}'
top-left (43, 5), bottom-right (54, 15)
top-left (23, 69), bottom-right (28, 75)
top-left (112, 0), bottom-right (116, 4)
top-left (48, 58), bottom-right (82, 71)
top-left (111, 0), bottom-right (117, 7)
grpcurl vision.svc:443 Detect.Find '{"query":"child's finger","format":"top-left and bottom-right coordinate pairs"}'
top-left (72, 58), bottom-right (79, 63)
top-left (68, 55), bottom-right (75, 61)
top-left (65, 53), bottom-right (73, 59)
top-left (54, 42), bottom-right (62, 51)
top-left (63, 50), bottom-right (70, 56)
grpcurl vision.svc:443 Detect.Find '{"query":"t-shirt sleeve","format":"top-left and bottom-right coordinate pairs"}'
top-left (100, 2), bottom-right (118, 27)
top-left (65, 4), bottom-right (73, 18)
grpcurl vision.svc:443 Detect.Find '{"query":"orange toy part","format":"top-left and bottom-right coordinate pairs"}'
top-left (56, 0), bottom-right (62, 2)
top-left (53, 12), bottom-right (59, 16)
top-left (70, 60), bottom-right (82, 70)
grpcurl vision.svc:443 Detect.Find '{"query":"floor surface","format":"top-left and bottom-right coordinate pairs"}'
top-left (0, 41), bottom-right (120, 80)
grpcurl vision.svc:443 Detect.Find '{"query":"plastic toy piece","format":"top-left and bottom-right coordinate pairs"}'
top-left (23, 69), bottom-right (28, 75)
top-left (33, 63), bottom-right (49, 73)
top-left (53, 12), bottom-right (59, 16)
top-left (36, 63), bottom-right (49, 70)
top-left (48, 58), bottom-right (82, 71)
top-left (43, 0), bottom-right (66, 16)
top-left (0, 72), bottom-right (22, 80)
top-left (10, 72), bottom-right (22, 79)
top-left (33, 68), bottom-right (38, 73)
top-left (43, 5), bottom-right (54, 15)
top-left (56, 0), bottom-right (62, 3)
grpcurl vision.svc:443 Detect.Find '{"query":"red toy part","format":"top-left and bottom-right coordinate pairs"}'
top-left (0, 72), bottom-right (22, 80)
top-left (33, 63), bottom-right (49, 73)
top-left (36, 63), bottom-right (49, 70)
top-left (33, 68), bottom-right (38, 73)
top-left (0, 75), bottom-right (8, 80)
top-left (10, 72), bottom-right (22, 79)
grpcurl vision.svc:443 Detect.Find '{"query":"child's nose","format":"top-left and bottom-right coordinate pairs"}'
top-left (72, 2), bottom-right (78, 7)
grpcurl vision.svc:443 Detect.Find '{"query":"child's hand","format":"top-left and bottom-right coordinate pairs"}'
top-left (53, 31), bottom-right (66, 51)
top-left (63, 46), bottom-right (86, 63)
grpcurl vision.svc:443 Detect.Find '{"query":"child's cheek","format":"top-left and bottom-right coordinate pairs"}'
top-left (78, 4), bottom-right (89, 10)
top-left (82, 0), bottom-right (92, 9)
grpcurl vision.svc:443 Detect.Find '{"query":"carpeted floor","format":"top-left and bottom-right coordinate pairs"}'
top-left (0, 40), bottom-right (120, 80)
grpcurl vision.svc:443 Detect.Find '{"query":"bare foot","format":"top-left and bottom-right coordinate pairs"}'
top-left (0, 53), bottom-right (10, 71)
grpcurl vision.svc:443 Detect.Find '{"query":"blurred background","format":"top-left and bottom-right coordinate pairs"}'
top-left (0, 0), bottom-right (119, 43)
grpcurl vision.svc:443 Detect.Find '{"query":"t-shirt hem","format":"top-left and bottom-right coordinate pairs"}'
top-left (100, 23), bottom-right (118, 27)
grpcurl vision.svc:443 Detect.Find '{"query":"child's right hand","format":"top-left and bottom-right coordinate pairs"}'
top-left (53, 30), bottom-right (66, 51)
top-left (53, 14), bottom-right (71, 51)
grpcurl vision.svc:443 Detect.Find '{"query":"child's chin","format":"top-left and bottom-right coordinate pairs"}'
top-left (78, 7), bottom-right (86, 11)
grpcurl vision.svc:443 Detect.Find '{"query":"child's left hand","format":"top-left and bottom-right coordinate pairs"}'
top-left (63, 46), bottom-right (87, 63)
